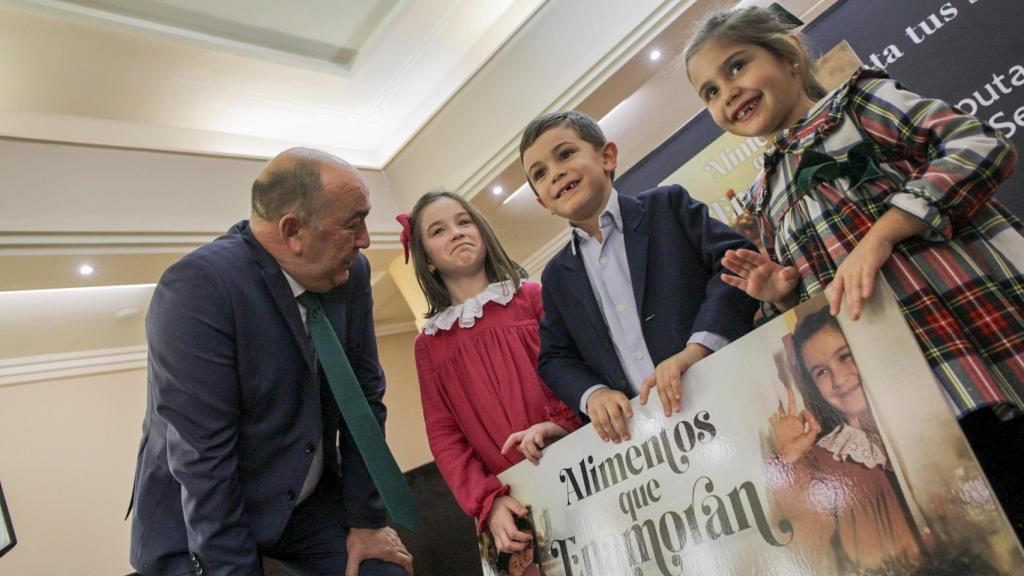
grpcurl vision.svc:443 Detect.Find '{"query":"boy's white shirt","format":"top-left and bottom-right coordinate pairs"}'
top-left (570, 189), bottom-right (728, 415)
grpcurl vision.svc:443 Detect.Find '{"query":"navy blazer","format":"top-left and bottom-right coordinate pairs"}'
top-left (538, 185), bottom-right (758, 414)
top-left (129, 221), bottom-right (387, 576)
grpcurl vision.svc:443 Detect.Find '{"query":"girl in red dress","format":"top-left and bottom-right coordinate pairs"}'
top-left (399, 191), bottom-right (580, 554)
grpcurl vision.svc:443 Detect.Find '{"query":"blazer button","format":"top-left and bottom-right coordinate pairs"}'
top-left (287, 490), bottom-right (296, 501)
top-left (305, 442), bottom-right (315, 453)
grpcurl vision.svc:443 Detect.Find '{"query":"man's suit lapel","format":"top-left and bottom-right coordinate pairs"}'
top-left (620, 194), bottom-right (649, 314)
top-left (241, 226), bottom-right (317, 374)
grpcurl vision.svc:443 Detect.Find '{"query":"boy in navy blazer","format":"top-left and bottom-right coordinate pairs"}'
top-left (519, 111), bottom-right (758, 443)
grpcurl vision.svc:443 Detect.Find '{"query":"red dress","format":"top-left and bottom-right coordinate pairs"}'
top-left (414, 281), bottom-right (581, 529)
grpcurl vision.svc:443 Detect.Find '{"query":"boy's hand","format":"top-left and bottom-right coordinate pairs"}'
top-left (639, 344), bottom-right (710, 416)
top-left (501, 421), bottom-right (570, 464)
top-left (721, 248), bottom-right (800, 308)
top-left (487, 495), bottom-right (531, 553)
top-left (586, 388), bottom-right (633, 443)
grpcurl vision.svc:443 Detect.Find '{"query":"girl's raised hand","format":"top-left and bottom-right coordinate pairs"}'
top-left (487, 495), bottom-right (531, 553)
top-left (771, 385), bottom-right (821, 464)
top-left (501, 421), bottom-right (570, 464)
top-left (721, 248), bottom-right (800, 307)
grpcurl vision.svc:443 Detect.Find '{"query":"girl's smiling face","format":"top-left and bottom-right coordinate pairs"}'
top-left (688, 39), bottom-right (815, 138)
top-left (799, 324), bottom-right (869, 422)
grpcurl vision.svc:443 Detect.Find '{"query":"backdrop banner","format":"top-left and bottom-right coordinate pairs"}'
top-left (618, 0), bottom-right (1024, 219)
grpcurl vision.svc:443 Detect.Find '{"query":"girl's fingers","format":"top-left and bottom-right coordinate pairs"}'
top-left (501, 432), bottom-right (523, 455)
top-left (847, 269), bottom-right (862, 320)
top-left (533, 431), bottom-right (546, 449)
top-left (720, 273), bottom-right (748, 290)
top-left (829, 276), bottom-right (845, 316)
top-left (786, 385), bottom-right (797, 415)
top-left (862, 266), bottom-right (876, 301)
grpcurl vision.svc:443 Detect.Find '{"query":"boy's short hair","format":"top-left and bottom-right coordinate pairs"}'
top-left (518, 111), bottom-right (611, 193)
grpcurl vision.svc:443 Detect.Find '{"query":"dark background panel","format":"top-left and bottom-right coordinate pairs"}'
top-left (619, 0), bottom-right (1024, 217)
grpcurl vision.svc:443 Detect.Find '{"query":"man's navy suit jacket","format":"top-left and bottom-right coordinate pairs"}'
top-left (129, 221), bottom-right (387, 575)
top-left (538, 185), bottom-right (758, 414)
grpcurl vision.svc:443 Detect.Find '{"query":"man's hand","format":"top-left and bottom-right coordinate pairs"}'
top-left (639, 344), bottom-right (711, 417)
top-left (586, 388), bottom-right (633, 443)
top-left (486, 495), bottom-right (531, 553)
top-left (345, 527), bottom-right (413, 576)
top-left (501, 421), bottom-right (570, 464)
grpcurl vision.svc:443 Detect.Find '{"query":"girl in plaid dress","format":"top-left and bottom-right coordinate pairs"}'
top-left (686, 6), bottom-right (1024, 541)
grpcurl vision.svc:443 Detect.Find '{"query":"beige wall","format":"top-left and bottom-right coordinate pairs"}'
top-left (0, 369), bottom-right (145, 576)
top-left (378, 331), bottom-right (434, 472)
top-left (0, 333), bottom-right (429, 576)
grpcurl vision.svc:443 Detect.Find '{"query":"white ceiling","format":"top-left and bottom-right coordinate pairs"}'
top-left (1, 0), bottom-right (544, 165)
top-left (0, 0), bottom-right (831, 370)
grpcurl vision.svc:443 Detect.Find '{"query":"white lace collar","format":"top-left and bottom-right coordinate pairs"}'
top-left (422, 281), bottom-right (517, 335)
top-left (816, 424), bottom-right (888, 469)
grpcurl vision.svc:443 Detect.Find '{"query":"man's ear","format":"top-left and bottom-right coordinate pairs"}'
top-left (601, 141), bottom-right (619, 175)
top-left (279, 214), bottom-right (305, 255)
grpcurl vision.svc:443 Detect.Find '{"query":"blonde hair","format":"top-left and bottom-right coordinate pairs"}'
top-left (685, 6), bottom-right (826, 101)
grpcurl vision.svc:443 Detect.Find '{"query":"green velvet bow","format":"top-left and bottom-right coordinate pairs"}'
top-left (795, 142), bottom-right (884, 194)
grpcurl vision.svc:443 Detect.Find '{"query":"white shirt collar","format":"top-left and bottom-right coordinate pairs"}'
top-left (281, 269), bottom-right (307, 299)
top-left (570, 188), bottom-right (621, 255)
top-left (422, 281), bottom-right (517, 335)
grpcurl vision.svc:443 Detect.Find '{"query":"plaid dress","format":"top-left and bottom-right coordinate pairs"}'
top-left (748, 67), bottom-right (1024, 415)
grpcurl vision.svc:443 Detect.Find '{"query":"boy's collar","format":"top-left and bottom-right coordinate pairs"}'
top-left (569, 188), bottom-right (621, 255)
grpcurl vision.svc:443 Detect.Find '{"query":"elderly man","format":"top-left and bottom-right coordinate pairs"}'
top-left (129, 148), bottom-right (415, 576)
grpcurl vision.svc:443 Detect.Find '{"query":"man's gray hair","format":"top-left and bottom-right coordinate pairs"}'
top-left (251, 155), bottom-right (324, 226)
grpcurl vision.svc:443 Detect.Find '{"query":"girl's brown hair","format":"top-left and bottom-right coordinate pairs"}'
top-left (409, 191), bottom-right (524, 317)
top-left (792, 306), bottom-right (851, 437)
top-left (685, 6), bottom-right (827, 101)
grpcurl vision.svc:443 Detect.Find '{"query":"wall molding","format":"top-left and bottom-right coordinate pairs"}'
top-left (376, 320), bottom-right (417, 337)
top-left (521, 229), bottom-right (569, 280)
top-left (455, 0), bottom-right (696, 204)
top-left (0, 345), bottom-right (147, 387)
top-left (0, 231), bottom-right (401, 255)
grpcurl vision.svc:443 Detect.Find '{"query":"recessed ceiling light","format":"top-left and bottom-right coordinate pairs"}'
top-left (492, 186), bottom-right (504, 195)
top-left (79, 264), bottom-right (94, 275)
top-left (649, 49), bottom-right (662, 61)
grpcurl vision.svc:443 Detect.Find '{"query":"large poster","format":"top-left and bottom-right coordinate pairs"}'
top-left (480, 289), bottom-right (1023, 575)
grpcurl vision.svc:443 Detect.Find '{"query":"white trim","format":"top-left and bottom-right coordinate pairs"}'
top-left (0, 231), bottom-right (214, 255)
top-left (521, 230), bottom-right (570, 280)
top-left (21, 0), bottom-right (358, 76)
top-left (456, 0), bottom-right (696, 202)
top-left (0, 345), bottom-right (147, 387)
top-left (375, 321), bottom-right (417, 337)
top-left (0, 232), bottom-right (401, 255)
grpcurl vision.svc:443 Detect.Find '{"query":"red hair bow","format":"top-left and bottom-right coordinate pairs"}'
top-left (395, 212), bottom-right (413, 264)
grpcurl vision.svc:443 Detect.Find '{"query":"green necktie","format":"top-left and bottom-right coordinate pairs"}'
top-left (297, 291), bottom-right (418, 531)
